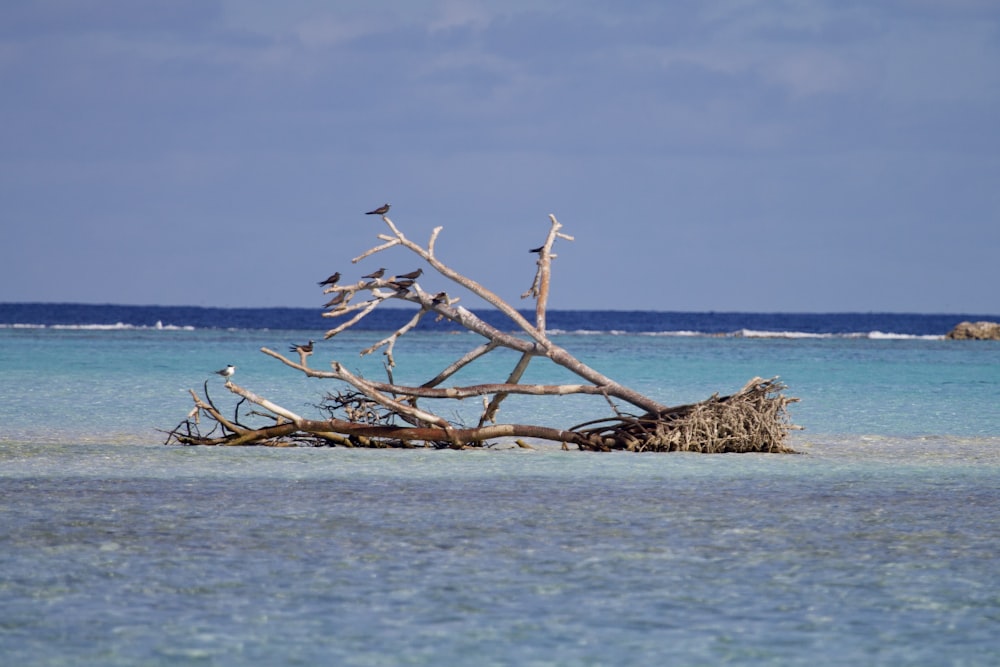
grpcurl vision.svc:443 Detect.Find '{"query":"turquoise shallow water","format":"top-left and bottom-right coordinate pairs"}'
top-left (1, 327), bottom-right (998, 441)
top-left (1, 325), bottom-right (999, 665)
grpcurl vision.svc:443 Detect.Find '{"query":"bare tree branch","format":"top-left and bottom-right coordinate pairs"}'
top-left (166, 213), bottom-right (797, 452)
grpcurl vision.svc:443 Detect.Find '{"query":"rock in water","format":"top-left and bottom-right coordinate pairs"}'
top-left (945, 321), bottom-right (1000, 340)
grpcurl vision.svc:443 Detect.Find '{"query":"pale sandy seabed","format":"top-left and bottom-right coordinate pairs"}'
top-left (4, 431), bottom-right (999, 464)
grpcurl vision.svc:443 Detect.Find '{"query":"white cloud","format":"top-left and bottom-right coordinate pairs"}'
top-left (765, 50), bottom-right (861, 97)
top-left (876, 19), bottom-right (1000, 104)
top-left (294, 15), bottom-right (383, 49)
top-left (427, 0), bottom-right (494, 33)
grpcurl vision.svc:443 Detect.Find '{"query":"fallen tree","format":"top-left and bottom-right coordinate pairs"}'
top-left (165, 213), bottom-right (798, 452)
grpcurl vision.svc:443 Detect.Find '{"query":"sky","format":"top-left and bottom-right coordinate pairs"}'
top-left (1, 0), bottom-right (998, 313)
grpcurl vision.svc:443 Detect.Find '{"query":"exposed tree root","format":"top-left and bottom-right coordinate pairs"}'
top-left (572, 377), bottom-right (799, 453)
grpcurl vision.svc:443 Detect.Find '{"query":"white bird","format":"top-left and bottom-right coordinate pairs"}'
top-left (214, 364), bottom-right (236, 380)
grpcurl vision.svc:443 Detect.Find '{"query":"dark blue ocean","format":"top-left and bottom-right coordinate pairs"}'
top-left (2, 303), bottom-right (999, 665)
top-left (2, 301), bottom-right (993, 336)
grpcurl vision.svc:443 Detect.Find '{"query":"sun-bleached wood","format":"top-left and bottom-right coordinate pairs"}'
top-left (165, 214), bottom-right (797, 452)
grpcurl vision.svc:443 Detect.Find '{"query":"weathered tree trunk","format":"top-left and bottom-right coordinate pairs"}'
top-left (165, 214), bottom-right (799, 452)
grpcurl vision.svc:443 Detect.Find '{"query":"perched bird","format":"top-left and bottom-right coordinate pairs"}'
top-left (289, 340), bottom-right (314, 355)
top-left (387, 279), bottom-right (414, 290)
top-left (362, 268), bottom-right (386, 280)
top-left (318, 272), bottom-right (341, 286)
top-left (431, 292), bottom-right (448, 305)
top-left (323, 292), bottom-right (347, 308)
top-left (396, 268), bottom-right (423, 280)
top-left (214, 364), bottom-right (236, 380)
top-left (529, 245), bottom-right (544, 253)
top-left (365, 203), bottom-right (391, 215)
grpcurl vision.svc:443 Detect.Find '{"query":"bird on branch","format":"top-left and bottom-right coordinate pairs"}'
top-left (318, 272), bottom-right (341, 286)
top-left (387, 279), bottom-right (414, 291)
top-left (362, 268), bottom-right (386, 279)
top-left (365, 203), bottom-right (391, 215)
top-left (214, 364), bottom-right (236, 381)
top-left (289, 340), bottom-right (314, 355)
top-left (396, 268), bottom-right (423, 280)
top-left (529, 245), bottom-right (544, 253)
top-left (323, 292), bottom-right (347, 308)
top-left (431, 292), bottom-right (448, 305)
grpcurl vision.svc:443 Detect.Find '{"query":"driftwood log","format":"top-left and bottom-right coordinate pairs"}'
top-left (165, 214), bottom-right (798, 452)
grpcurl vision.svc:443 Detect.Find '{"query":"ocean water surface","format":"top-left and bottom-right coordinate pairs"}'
top-left (1, 304), bottom-right (999, 665)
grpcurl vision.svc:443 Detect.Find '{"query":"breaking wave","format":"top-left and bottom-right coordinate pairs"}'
top-left (0, 321), bottom-right (195, 331)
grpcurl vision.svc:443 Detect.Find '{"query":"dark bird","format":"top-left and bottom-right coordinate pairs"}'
top-left (323, 292), bottom-right (347, 308)
top-left (214, 364), bottom-right (236, 380)
top-left (289, 340), bottom-right (314, 355)
top-left (362, 268), bottom-right (386, 279)
top-left (529, 245), bottom-right (544, 253)
top-left (365, 203), bottom-right (391, 215)
top-left (387, 279), bottom-right (414, 290)
top-left (431, 292), bottom-right (448, 305)
top-left (396, 268), bottom-right (423, 280)
top-left (318, 272), bottom-right (341, 286)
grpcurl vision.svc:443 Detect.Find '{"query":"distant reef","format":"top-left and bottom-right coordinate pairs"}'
top-left (946, 321), bottom-right (1000, 340)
